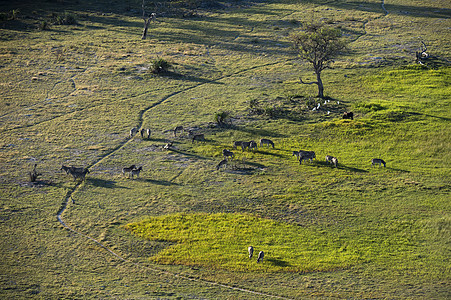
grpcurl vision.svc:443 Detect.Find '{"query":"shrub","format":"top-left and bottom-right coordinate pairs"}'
top-left (51, 12), bottom-right (77, 25)
top-left (39, 21), bottom-right (50, 31)
top-left (214, 111), bottom-right (231, 126)
top-left (149, 58), bottom-right (172, 74)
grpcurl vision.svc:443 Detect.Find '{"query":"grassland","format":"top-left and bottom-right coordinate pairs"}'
top-left (1, 0), bottom-right (450, 299)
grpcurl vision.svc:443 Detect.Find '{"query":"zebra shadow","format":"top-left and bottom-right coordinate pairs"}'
top-left (338, 165), bottom-right (368, 173)
top-left (266, 258), bottom-right (291, 267)
top-left (141, 178), bottom-right (180, 186)
top-left (87, 178), bottom-right (130, 189)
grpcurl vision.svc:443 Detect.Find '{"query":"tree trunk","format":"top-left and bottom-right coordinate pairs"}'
top-left (141, 18), bottom-right (151, 40)
top-left (316, 71), bottom-right (324, 99)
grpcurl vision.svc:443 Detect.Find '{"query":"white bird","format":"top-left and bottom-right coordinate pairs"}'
top-left (337, 101), bottom-right (340, 105)
top-left (312, 107), bottom-right (316, 111)
top-left (317, 103), bottom-right (321, 109)
top-left (324, 100), bottom-right (327, 105)
top-left (327, 111), bottom-right (330, 115)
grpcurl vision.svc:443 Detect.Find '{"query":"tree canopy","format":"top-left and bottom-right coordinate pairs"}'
top-left (291, 23), bottom-right (347, 98)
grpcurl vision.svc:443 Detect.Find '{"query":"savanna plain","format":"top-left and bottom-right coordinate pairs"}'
top-left (0, 0), bottom-right (450, 299)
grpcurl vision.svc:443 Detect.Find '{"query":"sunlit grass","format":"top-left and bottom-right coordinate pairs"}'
top-left (125, 213), bottom-right (363, 272)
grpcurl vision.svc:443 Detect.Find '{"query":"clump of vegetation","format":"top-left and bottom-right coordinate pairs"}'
top-left (51, 12), bottom-right (77, 25)
top-left (38, 20), bottom-right (50, 31)
top-left (0, 9), bottom-right (20, 22)
top-left (214, 111), bottom-right (231, 126)
top-left (149, 58), bottom-right (172, 74)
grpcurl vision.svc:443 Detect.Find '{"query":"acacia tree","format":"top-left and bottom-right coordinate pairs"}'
top-left (291, 23), bottom-right (347, 99)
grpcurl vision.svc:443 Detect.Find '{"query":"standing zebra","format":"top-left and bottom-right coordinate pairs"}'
top-left (257, 251), bottom-right (264, 263)
top-left (248, 246), bottom-right (254, 259)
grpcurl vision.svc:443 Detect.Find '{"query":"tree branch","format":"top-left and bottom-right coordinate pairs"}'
top-left (300, 78), bottom-right (318, 85)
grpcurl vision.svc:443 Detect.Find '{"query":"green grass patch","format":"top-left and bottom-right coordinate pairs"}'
top-left (125, 213), bottom-right (361, 272)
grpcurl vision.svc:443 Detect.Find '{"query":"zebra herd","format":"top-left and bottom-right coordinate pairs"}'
top-left (59, 125), bottom-right (386, 182)
top-left (217, 137), bottom-right (387, 171)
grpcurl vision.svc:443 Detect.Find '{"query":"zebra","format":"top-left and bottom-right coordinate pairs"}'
top-left (173, 126), bottom-right (183, 137)
top-left (248, 246), bottom-right (254, 259)
top-left (325, 155), bottom-right (333, 163)
top-left (140, 128), bottom-right (146, 139)
top-left (233, 141), bottom-right (243, 149)
top-left (257, 251), bottom-right (264, 263)
top-left (241, 141), bottom-right (251, 151)
top-left (372, 158), bottom-right (386, 167)
top-left (299, 151), bottom-right (316, 164)
top-left (293, 151), bottom-right (302, 160)
top-left (331, 157), bottom-right (338, 168)
top-left (192, 133), bottom-right (205, 143)
top-left (122, 165), bottom-right (136, 178)
top-left (131, 166), bottom-right (143, 179)
top-left (68, 167), bottom-right (89, 181)
top-left (260, 138), bottom-right (274, 148)
top-left (249, 141), bottom-right (258, 152)
top-left (130, 127), bottom-right (138, 138)
top-left (222, 149), bottom-right (234, 160)
top-left (146, 128), bottom-right (151, 139)
top-left (216, 159), bottom-right (228, 170)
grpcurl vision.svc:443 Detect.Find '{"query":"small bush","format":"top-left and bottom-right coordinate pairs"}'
top-left (149, 58), bottom-right (172, 74)
top-left (214, 111), bottom-right (231, 126)
top-left (51, 12), bottom-right (77, 25)
top-left (39, 21), bottom-right (50, 31)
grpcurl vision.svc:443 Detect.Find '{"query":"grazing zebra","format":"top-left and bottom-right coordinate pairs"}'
top-left (131, 166), bottom-right (143, 179)
top-left (61, 165), bottom-right (72, 174)
top-left (249, 141), bottom-right (258, 152)
top-left (216, 159), bottom-right (228, 170)
top-left (140, 128), bottom-right (146, 139)
top-left (61, 165), bottom-right (84, 175)
top-left (192, 133), bottom-right (205, 143)
top-left (331, 157), bottom-right (338, 168)
top-left (130, 127), bottom-right (138, 138)
top-left (146, 128), bottom-right (151, 139)
top-left (241, 141), bottom-right (251, 151)
top-left (257, 251), bottom-right (264, 263)
top-left (299, 151), bottom-right (316, 164)
top-left (29, 163), bottom-right (41, 182)
top-left (325, 155), bottom-right (333, 163)
top-left (260, 138), bottom-right (274, 148)
top-left (371, 158), bottom-right (386, 167)
top-left (293, 151), bottom-right (302, 160)
top-left (233, 141), bottom-right (243, 149)
top-left (222, 149), bottom-right (234, 160)
top-left (68, 167), bottom-right (89, 181)
top-left (248, 246), bottom-right (254, 259)
top-left (122, 165), bottom-right (136, 178)
top-left (173, 126), bottom-right (184, 137)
